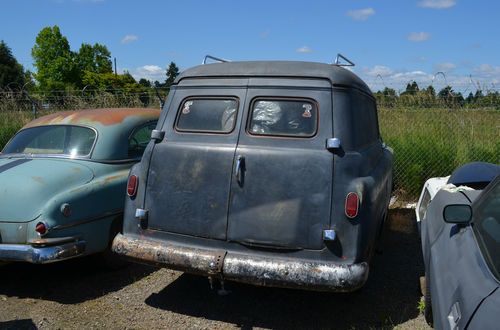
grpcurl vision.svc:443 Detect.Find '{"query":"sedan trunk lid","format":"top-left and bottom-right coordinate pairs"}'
top-left (0, 158), bottom-right (94, 222)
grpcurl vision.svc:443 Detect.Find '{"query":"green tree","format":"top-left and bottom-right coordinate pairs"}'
top-left (31, 26), bottom-right (78, 90)
top-left (374, 87), bottom-right (398, 108)
top-left (0, 40), bottom-right (25, 89)
top-left (139, 78), bottom-right (151, 88)
top-left (382, 87), bottom-right (397, 97)
top-left (438, 86), bottom-right (464, 107)
top-left (165, 62), bottom-right (179, 88)
top-left (466, 92), bottom-right (475, 104)
top-left (438, 86), bottom-right (453, 99)
top-left (401, 81), bottom-right (419, 96)
top-left (422, 85), bottom-right (436, 98)
top-left (77, 43), bottom-right (112, 75)
top-left (82, 70), bottom-right (142, 92)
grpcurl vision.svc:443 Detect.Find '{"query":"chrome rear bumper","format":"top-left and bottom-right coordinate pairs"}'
top-left (0, 239), bottom-right (85, 264)
top-left (112, 233), bottom-right (369, 292)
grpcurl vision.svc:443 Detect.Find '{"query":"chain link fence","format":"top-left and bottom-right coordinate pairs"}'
top-left (379, 107), bottom-right (499, 199)
top-left (0, 88), bottom-right (499, 201)
top-left (0, 88), bottom-right (165, 113)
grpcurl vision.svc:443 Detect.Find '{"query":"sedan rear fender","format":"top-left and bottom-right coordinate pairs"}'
top-left (32, 168), bottom-right (130, 246)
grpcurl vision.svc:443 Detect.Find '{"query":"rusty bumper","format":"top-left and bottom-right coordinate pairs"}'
top-left (112, 234), bottom-right (369, 292)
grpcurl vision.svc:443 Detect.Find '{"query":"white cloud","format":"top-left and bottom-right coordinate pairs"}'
top-left (360, 63), bottom-right (500, 94)
top-left (474, 64), bottom-right (500, 77)
top-left (347, 8), bottom-right (375, 21)
top-left (391, 71), bottom-right (430, 79)
top-left (131, 65), bottom-right (165, 81)
top-left (296, 46), bottom-right (313, 53)
top-left (361, 66), bottom-right (436, 92)
top-left (418, 0), bottom-right (456, 9)
top-left (407, 32), bottom-right (431, 42)
top-left (121, 35), bottom-right (138, 44)
top-left (434, 62), bottom-right (456, 72)
top-left (364, 65), bottom-right (394, 77)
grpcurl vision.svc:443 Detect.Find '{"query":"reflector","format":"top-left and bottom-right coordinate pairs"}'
top-left (345, 192), bottom-right (359, 218)
top-left (127, 175), bottom-right (138, 197)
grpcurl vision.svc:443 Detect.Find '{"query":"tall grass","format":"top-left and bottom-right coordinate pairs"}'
top-left (0, 111), bottom-right (33, 149)
top-left (379, 108), bottom-right (499, 199)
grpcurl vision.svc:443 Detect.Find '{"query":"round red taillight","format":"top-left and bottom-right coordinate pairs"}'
top-left (345, 192), bottom-right (359, 219)
top-left (35, 222), bottom-right (47, 235)
top-left (127, 175), bottom-right (138, 197)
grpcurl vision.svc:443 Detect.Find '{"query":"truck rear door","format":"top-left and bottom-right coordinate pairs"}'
top-left (227, 79), bottom-right (333, 249)
top-left (145, 82), bottom-right (246, 240)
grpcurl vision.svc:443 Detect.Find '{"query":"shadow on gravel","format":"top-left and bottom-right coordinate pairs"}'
top-left (0, 256), bottom-right (156, 304)
top-left (0, 319), bottom-right (37, 330)
top-left (146, 209), bottom-right (424, 329)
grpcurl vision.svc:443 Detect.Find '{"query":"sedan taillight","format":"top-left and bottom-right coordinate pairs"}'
top-left (35, 222), bottom-right (48, 235)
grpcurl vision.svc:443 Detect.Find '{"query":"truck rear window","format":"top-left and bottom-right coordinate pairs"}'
top-left (248, 99), bottom-right (317, 137)
top-left (176, 98), bottom-right (238, 133)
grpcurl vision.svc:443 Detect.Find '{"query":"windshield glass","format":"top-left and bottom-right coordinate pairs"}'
top-left (2, 125), bottom-right (96, 157)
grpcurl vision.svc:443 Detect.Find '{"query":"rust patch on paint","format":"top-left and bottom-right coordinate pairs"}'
top-left (104, 173), bottom-right (127, 184)
top-left (24, 108), bottom-right (160, 128)
top-left (31, 176), bottom-right (45, 185)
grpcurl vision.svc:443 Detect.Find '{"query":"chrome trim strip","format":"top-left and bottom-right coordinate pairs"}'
top-left (0, 240), bottom-right (86, 263)
top-left (51, 210), bottom-right (123, 231)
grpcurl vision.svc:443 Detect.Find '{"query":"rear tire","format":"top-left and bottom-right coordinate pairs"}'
top-left (375, 209), bottom-right (388, 255)
top-left (97, 218), bottom-right (129, 270)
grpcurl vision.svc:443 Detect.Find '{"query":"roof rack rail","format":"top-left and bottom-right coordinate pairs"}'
top-left (333, 53), bottom-right (355, 67)
top-left (202, 55), bottom-right (230, 65)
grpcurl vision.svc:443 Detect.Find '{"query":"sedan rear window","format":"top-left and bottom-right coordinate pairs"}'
top-left (176, 98), bottom-right (238, 133)
top-left (248, 99), bottom-right (317, 137)
top-left (3, 125), bottom-right (96, 157)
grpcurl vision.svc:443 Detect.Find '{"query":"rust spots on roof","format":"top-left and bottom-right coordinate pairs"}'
top-left (24, 108), bottom-right (160, 128)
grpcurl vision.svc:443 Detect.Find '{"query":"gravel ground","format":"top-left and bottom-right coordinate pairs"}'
top-left (0, 209), bottom-right (431, 330)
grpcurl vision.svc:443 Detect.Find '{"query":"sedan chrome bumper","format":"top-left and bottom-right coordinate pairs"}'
top-left (112, 233), bottom-right (369, 292)
top-left (0, 239), bottom-right (85, 264)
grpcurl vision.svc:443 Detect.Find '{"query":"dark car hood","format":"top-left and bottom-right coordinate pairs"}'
top-left (0, 158), bottom-right (94, 222)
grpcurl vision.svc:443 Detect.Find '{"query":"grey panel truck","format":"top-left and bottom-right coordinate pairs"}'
top-left (113, 58), bottom-right (393, 292)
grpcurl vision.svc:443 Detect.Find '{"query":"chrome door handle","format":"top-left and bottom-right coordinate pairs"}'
top-left (235, 155), bottom-right (245, 186)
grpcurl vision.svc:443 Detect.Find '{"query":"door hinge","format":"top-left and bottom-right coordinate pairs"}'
top-left (135, 208), bottom-right (148, 220)
top-left (326, 138), bottom-right (341, 151)
top-left (323, 229), bottom-right (336, 241)
top-left (150, 130), bottom-right (165, 143)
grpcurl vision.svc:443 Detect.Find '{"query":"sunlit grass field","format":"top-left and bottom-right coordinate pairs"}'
top-left (379, 108), bottom-right (499, 198)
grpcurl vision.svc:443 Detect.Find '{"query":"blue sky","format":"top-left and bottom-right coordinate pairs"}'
top-left (1, 0), bottom-right (499, 93)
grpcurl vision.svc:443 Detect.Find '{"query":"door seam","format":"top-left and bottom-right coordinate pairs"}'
top-left (224, 79), bottom-right (250, 240)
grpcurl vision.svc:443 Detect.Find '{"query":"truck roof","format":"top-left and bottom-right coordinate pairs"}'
top-left (175, 61), bottom-right (372, 95)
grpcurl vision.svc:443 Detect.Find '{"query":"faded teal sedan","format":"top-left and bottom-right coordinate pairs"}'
top-left (0, 108), bottom-right (159, 264)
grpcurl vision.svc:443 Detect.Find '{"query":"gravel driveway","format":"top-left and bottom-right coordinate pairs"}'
top-left (0, 209), bottom-right (431, 329)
